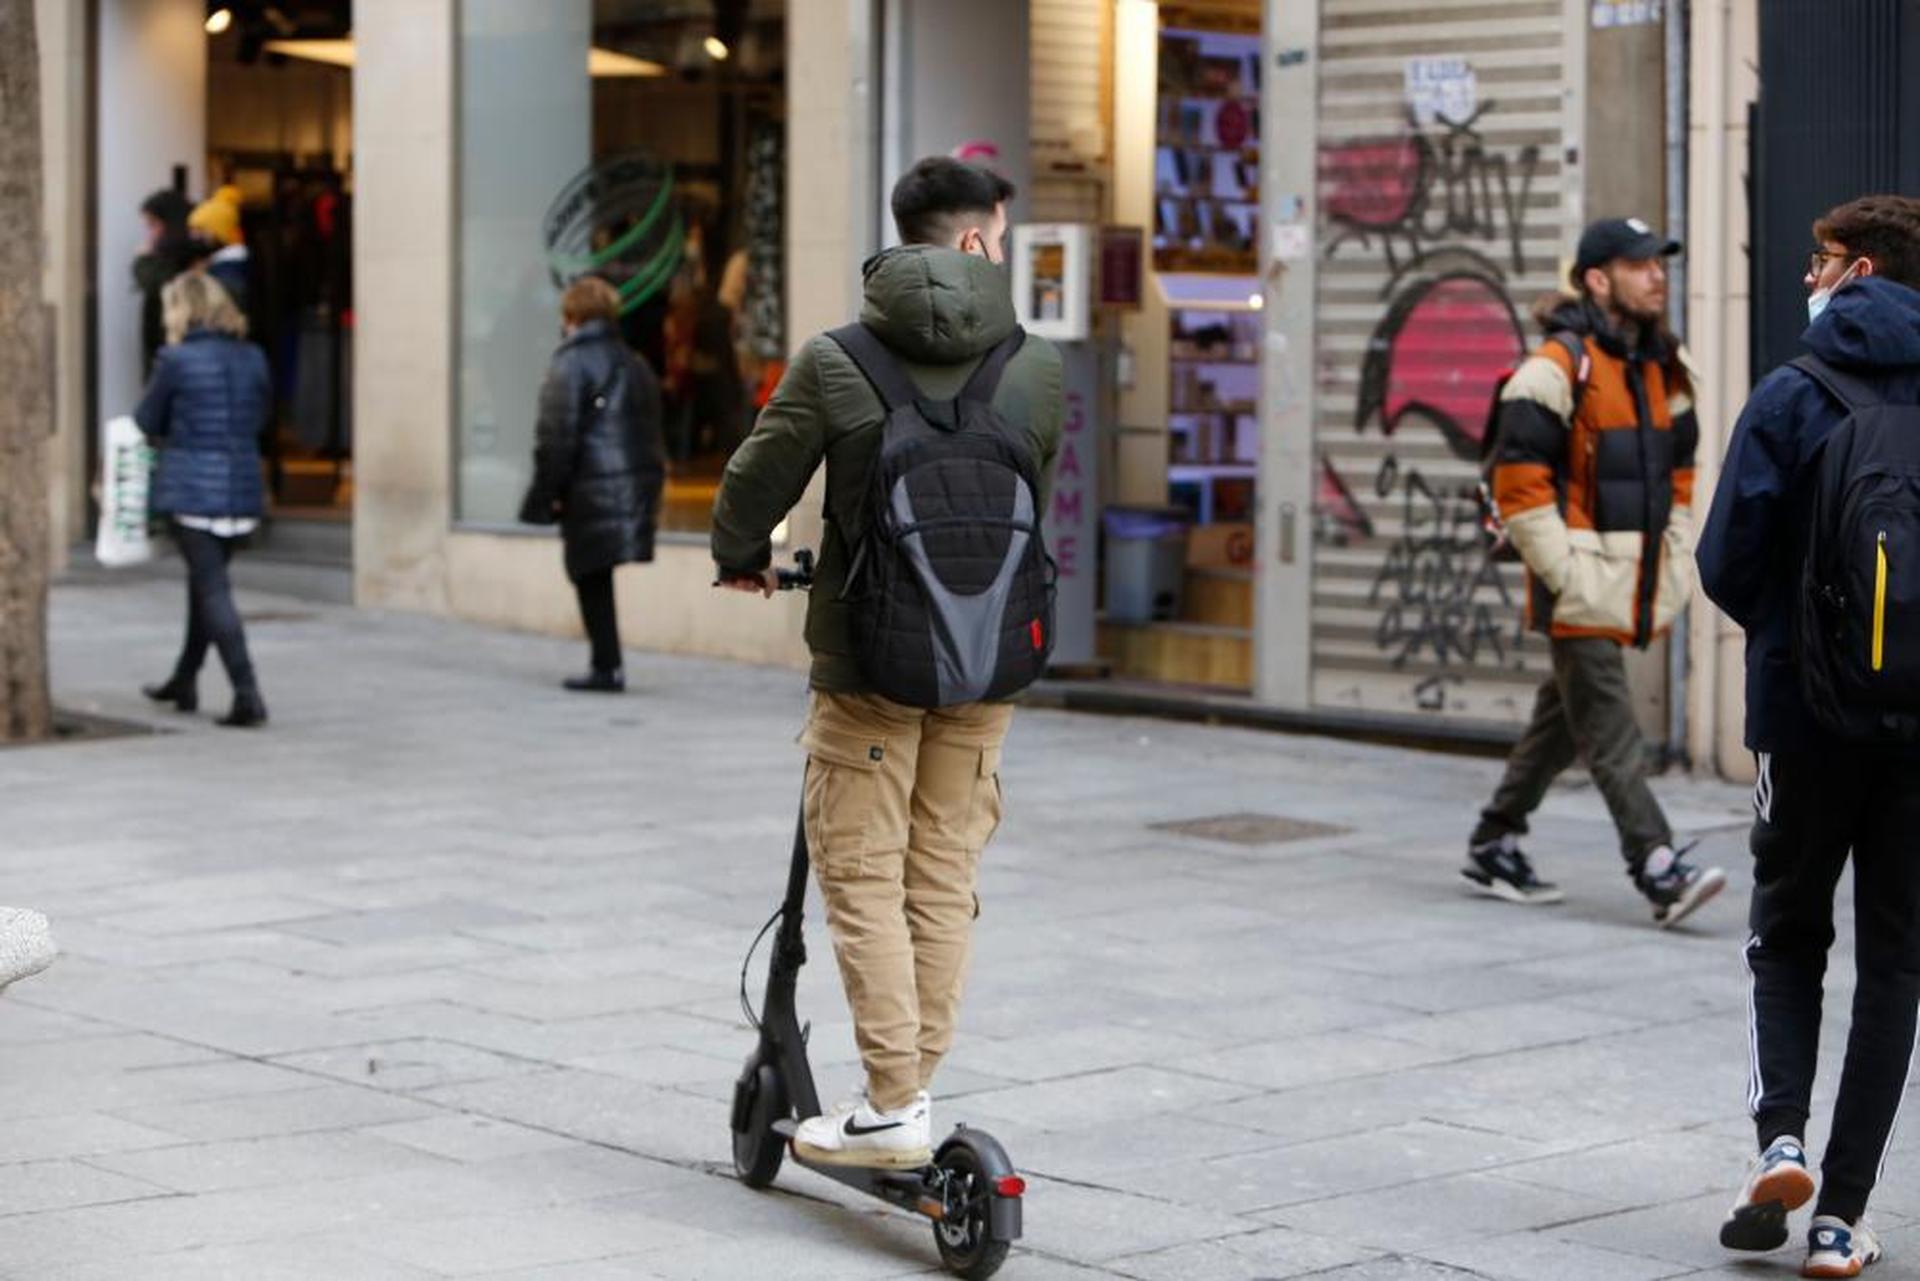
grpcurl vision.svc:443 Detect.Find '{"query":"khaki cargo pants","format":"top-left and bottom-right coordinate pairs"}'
top-left (801, 691), bottom-right (1013, 1113)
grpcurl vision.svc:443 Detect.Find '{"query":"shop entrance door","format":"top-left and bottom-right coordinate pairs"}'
top-left (204, 3), bottom-right (354, 526)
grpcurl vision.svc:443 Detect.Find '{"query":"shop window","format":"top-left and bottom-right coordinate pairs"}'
top-left (1154, 18), bottom-right (1260, 530)
top-left (454, 0), bottom-right (786, 533)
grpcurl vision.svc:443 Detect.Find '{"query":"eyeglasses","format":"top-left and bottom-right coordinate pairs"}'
top-left (1809, 249), bottom-right (1857, 275)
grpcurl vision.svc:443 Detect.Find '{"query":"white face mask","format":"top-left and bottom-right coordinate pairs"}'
top-left (1808, 260), bottom-right (1863, 324)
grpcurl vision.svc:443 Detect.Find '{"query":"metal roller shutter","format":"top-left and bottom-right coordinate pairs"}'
top-left (1029, 0), bottom-right (1108, 223)
top-left (1310, 0), bottom-right (1572, 724)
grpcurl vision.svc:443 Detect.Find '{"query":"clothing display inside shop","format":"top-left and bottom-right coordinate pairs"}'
top-left (225, 165), bottom-right (353, 510)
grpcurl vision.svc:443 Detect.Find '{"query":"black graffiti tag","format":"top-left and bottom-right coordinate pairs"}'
top-left (1366, 457), bottom-right (1516, 670)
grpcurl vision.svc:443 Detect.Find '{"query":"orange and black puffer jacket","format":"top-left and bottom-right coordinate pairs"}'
top-left (1491, 298), bottom-right (1700, 648)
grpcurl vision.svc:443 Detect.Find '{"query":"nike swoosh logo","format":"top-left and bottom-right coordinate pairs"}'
top-left (843, 1116), bottom-right (904, 1137)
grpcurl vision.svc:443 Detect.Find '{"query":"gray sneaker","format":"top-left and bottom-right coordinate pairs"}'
top-left (1462, 834), bottom-right (1564, 905)
top-left (1636, 843), bottom-right (1727, 929)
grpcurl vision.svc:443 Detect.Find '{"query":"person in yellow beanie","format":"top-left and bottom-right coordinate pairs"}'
top-left (188, 185), bottom-right (244, 246)
top-left (189, 185), bottom-right (250, 309)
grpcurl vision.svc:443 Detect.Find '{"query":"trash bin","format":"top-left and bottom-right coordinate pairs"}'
top-left (1103, 505), bottom-right (1192, 624)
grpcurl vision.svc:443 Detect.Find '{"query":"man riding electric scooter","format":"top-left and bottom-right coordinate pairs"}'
top-left (713, 155), bottom-right (1063, 1168)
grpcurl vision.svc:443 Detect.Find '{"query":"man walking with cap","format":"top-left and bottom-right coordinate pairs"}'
top-left (1462, 217), bottom-right (1727, 927)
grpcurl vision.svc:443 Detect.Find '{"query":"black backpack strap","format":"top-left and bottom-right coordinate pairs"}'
top-left (960, 327), bottom-right (1028, 404)
top-left (827, 323), bottom-right (920, 412)
top-left (1791, 353), bottom-right (1885, 412)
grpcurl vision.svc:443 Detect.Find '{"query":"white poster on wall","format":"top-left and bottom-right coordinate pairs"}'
top-left (1592, 0), bottom-right (1663, 28)
top-left (1404, 57), bottom-right (1477, 127)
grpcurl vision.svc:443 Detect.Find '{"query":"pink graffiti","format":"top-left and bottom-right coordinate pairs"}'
top-left (1315, 454), bottom-right (1374, 545)
top-left (1372, 276), bottom-right (1525, 457)
top-left (1319, 138), bottom-right (1422, 229)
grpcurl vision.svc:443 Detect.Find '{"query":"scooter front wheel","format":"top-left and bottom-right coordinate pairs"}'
top-left (932, 1140), bottom-right (1011, 1280)
top-left (730, 1056), bottom-right (787, 1188)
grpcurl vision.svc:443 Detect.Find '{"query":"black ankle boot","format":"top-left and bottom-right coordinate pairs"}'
top-left (142, 677), bottom-right (198, 713)
top-left (218, 690), bottom-right (268, 728)
top-left (562, 668), bottom-right (625, 693)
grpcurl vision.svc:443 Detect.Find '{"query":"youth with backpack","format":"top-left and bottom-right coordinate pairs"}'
top-left (711, 157), bottom-right (1063, 1168)
top-left (1698, 194), bottom-right (1920, 1276)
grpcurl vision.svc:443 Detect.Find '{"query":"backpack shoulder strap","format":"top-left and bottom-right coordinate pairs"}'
top-left (1545, 331), bottom-right (1591, 418)
top-left (959, 327), bottom-right (1028, 404)
top-left (1791, 353), bottom-right (1886, 413)
top-left (827, 323), bottom-right (920, 412)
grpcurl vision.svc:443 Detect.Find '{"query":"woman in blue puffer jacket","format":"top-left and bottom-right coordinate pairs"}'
top-left (134, 272), bottom-right (272, 727)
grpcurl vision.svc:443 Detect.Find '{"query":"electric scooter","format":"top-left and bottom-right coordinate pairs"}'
top-left (726, 550), bottom-right (1026, 1281)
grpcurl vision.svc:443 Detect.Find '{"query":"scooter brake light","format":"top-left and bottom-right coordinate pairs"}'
top-left (994, 1175), bottom-right (1026, 1198)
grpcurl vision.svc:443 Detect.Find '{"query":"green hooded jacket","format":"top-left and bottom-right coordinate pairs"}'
top-left (712, 244), bottom-right (1065, 693)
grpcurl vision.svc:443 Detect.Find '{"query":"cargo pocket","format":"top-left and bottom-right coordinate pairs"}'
top-left (801, 726), bottom-right (887, 880)
top-left (966, 747), bottom-right (1003, 920)
top-left (962, 747), bottom-right (1005, 852)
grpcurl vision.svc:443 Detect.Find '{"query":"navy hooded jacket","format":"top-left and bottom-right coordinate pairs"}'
top-left (1696, 276), bottom-right (1920, 750)
top-left (135, 329), bottom-right (271, 519)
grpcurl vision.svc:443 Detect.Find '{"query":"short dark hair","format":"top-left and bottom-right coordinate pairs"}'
top-left (1815, 195), bottom-right (1920, 290)
top-left (890, 157), bottom-right (1016, 247)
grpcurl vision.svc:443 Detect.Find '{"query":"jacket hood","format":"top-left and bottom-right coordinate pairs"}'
top-left (1805, 276), bottom-right (1920, 371)
top-left (858, 245), bottom-right (1017, 365)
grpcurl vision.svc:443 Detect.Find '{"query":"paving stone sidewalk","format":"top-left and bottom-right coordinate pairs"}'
top-left (0, 574), bottom-right (1908, 1279)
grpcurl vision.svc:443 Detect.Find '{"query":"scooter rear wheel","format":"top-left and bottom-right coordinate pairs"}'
top-left (933, 1141), bottom-right (1010, 1280)
top-left (731, 1058), bottom-right (787, 1188)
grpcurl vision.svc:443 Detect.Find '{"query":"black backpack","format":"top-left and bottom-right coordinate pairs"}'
top-left (1475, 331), bottom-right (1590, 562)
top-left (827, 322), bottom-right (1055, 708)
top-left (1794, 353), bottom-right (1920, 742)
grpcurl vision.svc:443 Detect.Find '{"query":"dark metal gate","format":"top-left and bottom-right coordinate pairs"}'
top-left (1752, 0), bottom-right (1920, 382)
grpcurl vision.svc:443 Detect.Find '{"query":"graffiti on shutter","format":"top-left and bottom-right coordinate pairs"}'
top-left (1311, 1), bottom-right (1568, 722)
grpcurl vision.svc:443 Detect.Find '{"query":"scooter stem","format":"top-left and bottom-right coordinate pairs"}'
top-left (773, 807), bottom-right (810, 971)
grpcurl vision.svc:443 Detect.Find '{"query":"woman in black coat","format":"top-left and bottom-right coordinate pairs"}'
top-left (519, 277), bottom-right (666, 692)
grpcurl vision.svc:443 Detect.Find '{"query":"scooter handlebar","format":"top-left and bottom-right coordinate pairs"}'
top-left (715, 548), bottom-right (814, 593)
top-left (774, 548), bottom-right (815, 592)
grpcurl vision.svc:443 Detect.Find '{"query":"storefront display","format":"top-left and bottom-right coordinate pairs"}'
top-left (1153, 25), bottom-right (1259, 274)
top-left (1092, 5), bottom-right (1262, 693)
top-left (454, 1), bottom-right (786, 533)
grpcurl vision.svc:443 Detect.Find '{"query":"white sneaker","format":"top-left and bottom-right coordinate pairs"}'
top-left (1804, 1216), bottom-right (1882, 1278)
top-left (1721, 1135), bottom-right (1815, 1251)
top-left (792, 1089), bottom-right (932, 1169)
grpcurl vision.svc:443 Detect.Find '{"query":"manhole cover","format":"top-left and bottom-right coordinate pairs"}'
top-left (1150, 812), bottom-right (1350, 846)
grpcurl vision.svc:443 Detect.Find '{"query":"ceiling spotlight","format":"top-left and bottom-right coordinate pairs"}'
top-left (704, 36), bottom-right (730, 61)
top-left (204, 7), bottom-right (233, 34)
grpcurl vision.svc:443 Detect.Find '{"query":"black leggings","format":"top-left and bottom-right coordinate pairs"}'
top-left (572, 566), bottom-right (621, 673)
top-left (170, 523), bottom-right (258, 695)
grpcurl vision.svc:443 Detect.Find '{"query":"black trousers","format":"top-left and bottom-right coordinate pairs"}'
top-left (572, 566), bottom-right (621, 673)
top-left (1746, 746), bottom-right (1920, 1222)
top-left (1472, 636), bottom-right (1673, 868)
top-left (170, 523), bottom-right (258, 695)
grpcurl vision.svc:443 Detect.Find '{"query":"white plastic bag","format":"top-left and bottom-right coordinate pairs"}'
top-left (0, 908), bottom-right (57, 991)
top-left (96, 415), bottom-right (155, 568)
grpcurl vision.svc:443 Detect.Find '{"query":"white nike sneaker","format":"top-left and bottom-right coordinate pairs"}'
top-left (1804, 1216), bottom-right (1882, 1278)
top-left (792, 1089), bottom-right (932, 1168)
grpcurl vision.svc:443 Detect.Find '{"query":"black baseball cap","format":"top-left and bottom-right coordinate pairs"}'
top-left (1573, 217), bottom-right (1682, 278)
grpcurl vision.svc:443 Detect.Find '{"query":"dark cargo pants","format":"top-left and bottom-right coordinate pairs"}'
top-left (1472, 635), bottom-right (1672, 868)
